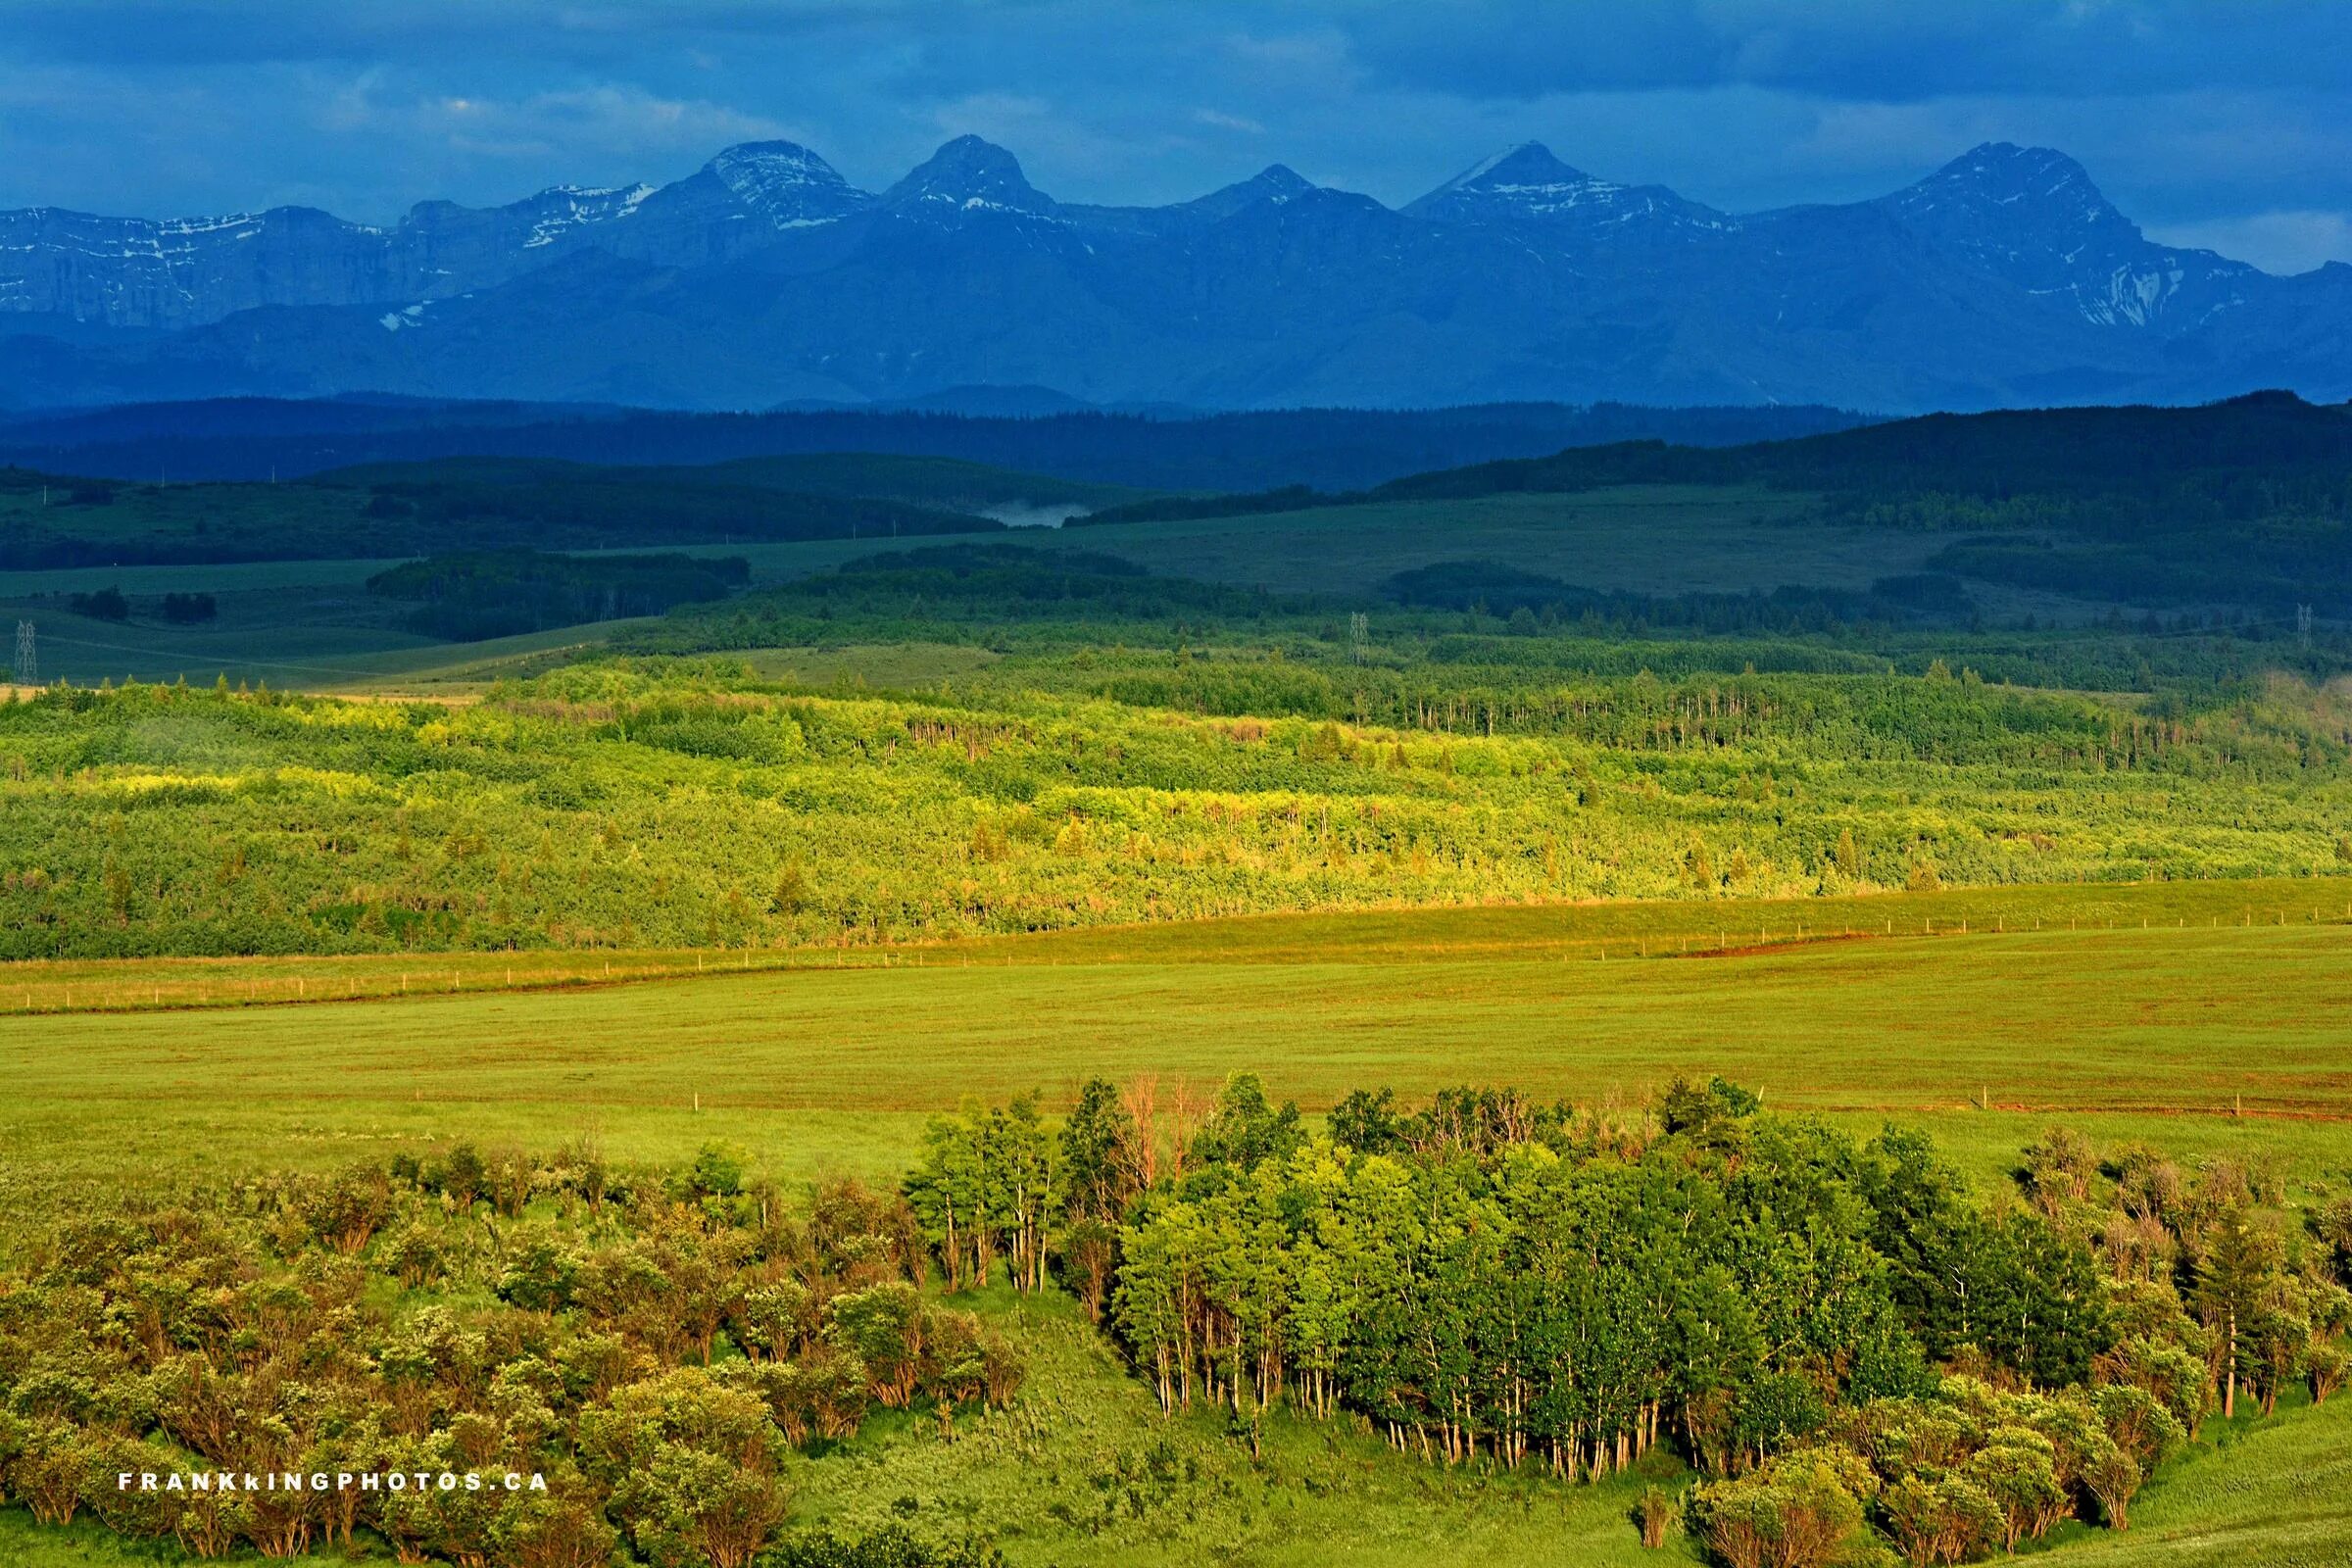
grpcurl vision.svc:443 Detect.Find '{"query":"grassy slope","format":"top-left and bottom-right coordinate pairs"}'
top-left (287, 487), bottom-right (1884, 602)
top-left (782, 1290), bottom-right (1690, 1568)
top-left (2038, 1392), bottom-right (2352, 1568)
top-left (1060, 483), bottom-right (2082, 624)
top-left (0, 590), bottom-right (648, 687)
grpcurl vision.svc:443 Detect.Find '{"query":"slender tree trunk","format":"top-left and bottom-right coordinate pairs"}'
top-left (2225, 1310), bottom-right (2237, 1419)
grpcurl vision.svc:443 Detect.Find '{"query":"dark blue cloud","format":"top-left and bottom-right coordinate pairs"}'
top-left (1346, 1), bottom-right (2352, 100)
top-left (1, 1), bottom-right (2346, 272)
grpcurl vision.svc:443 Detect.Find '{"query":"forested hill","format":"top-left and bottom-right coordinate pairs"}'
top-left (1373, 390), bottom-right (2352, 501)
top-left (1052, 391), bottom-right (2350, 615)
top-left (0, 458), bottom-right (1002, 569)
top-left (0, 398), bottom-right (1870, 493)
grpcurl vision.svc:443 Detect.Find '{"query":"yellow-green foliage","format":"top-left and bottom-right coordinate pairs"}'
top-left (1, 662), bottom-right (2348, 957)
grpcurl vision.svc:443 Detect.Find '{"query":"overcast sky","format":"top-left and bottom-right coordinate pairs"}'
top-left (4, 0), bottom-right (2349, 274)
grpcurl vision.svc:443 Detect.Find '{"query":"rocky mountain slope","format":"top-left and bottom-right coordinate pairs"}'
top-left (3, 137), bottom-right (2345, 413)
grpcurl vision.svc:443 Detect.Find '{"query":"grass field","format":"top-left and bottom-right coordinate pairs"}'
top-left (0, 564), bottom-right (664, 688)
top-left (6, 873), bottom-right (2343, 1015)
top-left (5, 883), bottom-right (2346, 1223)
top-left (3, 768), bottom-right (2346, 1561)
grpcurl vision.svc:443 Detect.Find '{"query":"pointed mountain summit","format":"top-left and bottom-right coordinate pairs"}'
top-left (703, 141), bottom-right (871, 226)
top-left (1878, 141), bottom-right (2250, 325)
top-left (1181, 165), bottom-right (1317, 221)
top-left (1405, 142), bottom-right (1728, 234)
top-left (883, 136), bottom-right (1057, 218)
top-left (1418, 142), bottom-right (1588, 197)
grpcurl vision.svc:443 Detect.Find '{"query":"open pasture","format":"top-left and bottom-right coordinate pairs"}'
top-left (4, 872), bottom-right (2343, 1015)
top-left (4, 892), bottom-right (2346, 1215)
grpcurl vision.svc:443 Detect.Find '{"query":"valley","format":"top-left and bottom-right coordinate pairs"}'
top-left (1, 394), bottom-right (2348, 1568)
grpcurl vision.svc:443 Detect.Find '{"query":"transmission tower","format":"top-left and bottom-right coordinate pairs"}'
top-left (12, 620), bottom-right (33, 687)
top-left (2297, 604), bottom-right (2314, 650)
top-left (1348, 611), bottom-right (1370, 664)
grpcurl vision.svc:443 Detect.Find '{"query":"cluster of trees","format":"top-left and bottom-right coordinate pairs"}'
top-left (1679, 1116), bottom-right (2352, 1566)
top-left (619, 543), bottom-right (2350, 698)
top-left (1381, 561), bottom-right (1975, 634)
top-left (903, 1076), bottom-right (2352, 1565)
top-left (65, 586), bottom-right (129, 621)
top-left (367, 550), bottom-right (752, 640)
top-left (622, 544), bottom-right (1298, 656)
top-left (5, 1077), bottom-right (2348, 1566)
top-left (343, 469), bottom-right (993, 553)
top-left (54, 588), bottom-right (214, 623)
top-left (0, 1146), bottom-right (1020, 1566)
top-left (3, 661), bottom-right (2347, 958)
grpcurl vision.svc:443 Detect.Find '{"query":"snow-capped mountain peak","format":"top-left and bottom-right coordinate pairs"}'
top-left (1413, 142), bottom-right (1602, 211)
top-left (515, 183), bottom-right (656, 249)
top-left (1885, 142), bottom-right (2127, 236)
top-left (705, 140), bottom-right (871, 227)
top-left (1405, 141), bottom-right (1731, 233)
top-left (1879, 141), bottom-right (2250, 328)
top-left (1242, 164), bottom-right (1314, 201)
top-left (1174, 164), bottom-right (1320, 222)
top-left (883, 136), bottom-right (1057, 219)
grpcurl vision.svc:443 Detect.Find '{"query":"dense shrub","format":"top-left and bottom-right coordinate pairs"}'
top-left (0, 1152), bottom-right (1022, 1566)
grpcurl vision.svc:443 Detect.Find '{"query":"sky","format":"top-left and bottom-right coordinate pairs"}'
top-left (4, 1), bottom-right (2350, 274)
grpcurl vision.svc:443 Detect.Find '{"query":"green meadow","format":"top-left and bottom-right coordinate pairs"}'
top-left (5, 905), bottom-right (2347, 1205)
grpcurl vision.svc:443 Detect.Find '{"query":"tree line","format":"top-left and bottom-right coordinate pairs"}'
top-left (367, 551), bottom-right (753, 641)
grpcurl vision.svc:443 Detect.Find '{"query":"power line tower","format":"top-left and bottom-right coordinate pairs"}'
top-left (12, 620), bottom-right (33, 687)
top-left (1348, 611), bottom-right (1369, 665)
top-left (2297, 604), bottom-right (2314, 650)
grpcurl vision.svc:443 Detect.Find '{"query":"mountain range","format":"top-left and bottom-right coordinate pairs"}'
top-left (4, 136), bottom-right (2348, 414)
